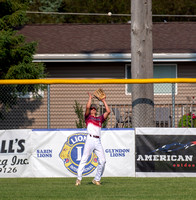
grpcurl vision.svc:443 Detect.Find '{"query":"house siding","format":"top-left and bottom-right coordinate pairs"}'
top-left (46, 62), bottom-right (125, 78)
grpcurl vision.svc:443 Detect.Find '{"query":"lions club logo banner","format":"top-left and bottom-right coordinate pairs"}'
top-left (59, 133), bottom-right (98, 175)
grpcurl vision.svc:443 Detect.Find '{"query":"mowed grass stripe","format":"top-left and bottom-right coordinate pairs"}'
top-left (0, 177), bottom-right (196, 200)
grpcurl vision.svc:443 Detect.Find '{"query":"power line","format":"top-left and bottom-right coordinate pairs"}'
top-left (26, 11), bottom-right (196, 17)
top-left (26, 11), bottom-right (128, 16)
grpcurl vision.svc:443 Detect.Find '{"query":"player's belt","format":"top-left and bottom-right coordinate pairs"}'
top-left (89, 134), bottom-right (100, 139)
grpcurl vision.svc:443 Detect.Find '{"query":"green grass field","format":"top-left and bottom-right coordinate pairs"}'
top-left (0, 177), bottom-right (196, 200)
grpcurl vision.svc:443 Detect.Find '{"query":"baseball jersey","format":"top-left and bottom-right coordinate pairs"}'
top-left (85, 114), bottom-right (105, 137)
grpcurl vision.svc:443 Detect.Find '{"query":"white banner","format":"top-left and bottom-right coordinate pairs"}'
top-left (0, 129), bottom-right (32, 177)
top-left (0, 129), bottom-right (135, 178)
top-left (102, 129), bottom-right (135, 177)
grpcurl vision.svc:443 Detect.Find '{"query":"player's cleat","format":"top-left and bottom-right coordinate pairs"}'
top-left (75, 179), bottom-right (81, 186)
top-left (92, 179), bottom-right (101, 186)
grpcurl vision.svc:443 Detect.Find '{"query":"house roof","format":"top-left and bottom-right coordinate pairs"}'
top-left (18, 22), bottom-right (196, 62)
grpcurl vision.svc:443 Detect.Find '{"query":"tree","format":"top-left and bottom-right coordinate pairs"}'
top-left (28, 0), bottom-right (130, 24)
top-left (39, 0), bottom-right (63, 12)
top-left (152, 0), bottom-right (196, 22)
top-left (27, 0), bottom-right (196, 24)
top-left (0, 0), bottom-right (47, 118)
top-left (28, 0), bottom-right (65, 23)
top-left (59, 0), bottom-right (130, 23)
top-left (131, 0), bottom-right (154, 127)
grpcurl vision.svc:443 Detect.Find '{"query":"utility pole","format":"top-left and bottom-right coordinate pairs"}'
top-left (131, 0), bottom-right (154, 127)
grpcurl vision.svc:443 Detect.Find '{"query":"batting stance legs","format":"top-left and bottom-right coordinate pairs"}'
top-left (77, 135), bottom-right (106, 182)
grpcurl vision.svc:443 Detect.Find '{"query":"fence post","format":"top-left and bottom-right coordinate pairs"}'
top-left (172, 83), bottom-right (175, 127)
top-left (47, 84), bottom-right (50, 129)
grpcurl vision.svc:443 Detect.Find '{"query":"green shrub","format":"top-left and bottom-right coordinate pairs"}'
top-left (73, 100), bottom-right (86, 128)
top-left (178, 113), bottom-right (196, 128)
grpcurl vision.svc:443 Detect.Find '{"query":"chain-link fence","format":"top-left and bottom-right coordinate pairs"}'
top-left (0, 80), bottom-right (196, 129)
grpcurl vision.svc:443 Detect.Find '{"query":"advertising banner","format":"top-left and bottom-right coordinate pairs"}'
top-left (0, 129), bottom-right (135, 178)
top-left (102, 129), bottom-right (135, 177)
top-left (0, 129), bottom-right (32, 177)
top-left (31, 129), bottom-right (135, 178)
top-left (136, 128), bottom-right (196, 177)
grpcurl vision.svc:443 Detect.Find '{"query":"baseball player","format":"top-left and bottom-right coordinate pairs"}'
top-left (75, 92), bottom-right (111, 186)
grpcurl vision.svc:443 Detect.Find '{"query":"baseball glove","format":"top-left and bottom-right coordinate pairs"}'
top-left (93, 88), bottom-right (106, 101)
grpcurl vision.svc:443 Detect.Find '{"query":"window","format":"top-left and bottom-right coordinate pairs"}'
top-left (125, 64), bottom-right (177, 95)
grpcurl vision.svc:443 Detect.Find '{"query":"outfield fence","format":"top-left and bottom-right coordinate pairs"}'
top-left (0, 78), bottom-right (196, 129)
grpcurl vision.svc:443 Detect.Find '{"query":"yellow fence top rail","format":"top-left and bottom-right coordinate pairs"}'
top-left (1, 78), bottom-right (196, 85)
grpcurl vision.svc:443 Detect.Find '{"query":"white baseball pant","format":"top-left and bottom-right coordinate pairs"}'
top-left (77, 134), bottom-right (106, 181)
